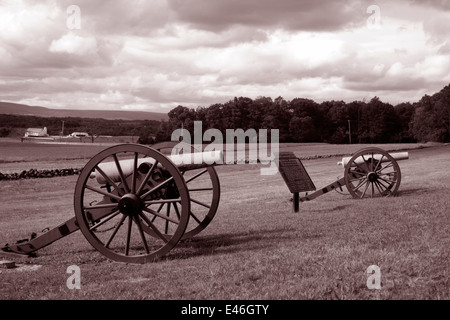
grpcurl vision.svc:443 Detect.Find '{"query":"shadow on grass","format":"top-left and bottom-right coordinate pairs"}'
top-left (163, 227), bottom-right (300, 261)
top-left (302, 204), bottom-right (350, 214)
top-left (396, 187), bottom-right (435, 197)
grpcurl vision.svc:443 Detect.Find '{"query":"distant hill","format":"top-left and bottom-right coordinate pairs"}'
top-left (0, 101), bottom-right (168, 121)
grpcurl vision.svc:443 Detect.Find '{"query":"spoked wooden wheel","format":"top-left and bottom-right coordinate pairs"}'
top-left (344, 147), bottom-right (401, 199)
top-left (74, 144), bottom-right (190, 263)
top-left (150, 141), bottom-right (220, 239)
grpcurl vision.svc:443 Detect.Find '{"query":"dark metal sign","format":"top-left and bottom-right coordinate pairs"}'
top-left (277, 152), bottom-right (316, 193)
top-left (277, 152), bottom-right (316, 212)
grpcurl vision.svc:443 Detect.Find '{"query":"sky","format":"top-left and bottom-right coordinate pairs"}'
top-left (0, 0), bottom-right (450, 113)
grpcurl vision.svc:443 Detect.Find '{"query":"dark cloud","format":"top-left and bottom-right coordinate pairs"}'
top-left (438, 41), bottom-right (450, 54)
top-left (344, 76), bottom-right (428, 92)
top-left (168, 0), bottom-right (365, 32)
top-left (52, 0), bottom-right (171, 35)
top-left (409, 0), bottom-right (450, 11)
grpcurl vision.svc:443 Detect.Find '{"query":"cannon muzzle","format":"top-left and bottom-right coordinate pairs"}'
top-left (337, 151), bottom-right (409, 167)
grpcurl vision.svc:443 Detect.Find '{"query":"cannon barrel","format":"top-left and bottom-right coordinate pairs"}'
top-left (337, 151), bottom-right (409, 167)
top-left (92, 150), bottom-right (223, 184)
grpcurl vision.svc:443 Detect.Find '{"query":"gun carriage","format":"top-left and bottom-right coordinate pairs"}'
top-left (1, 143), bottom-right (407, 264)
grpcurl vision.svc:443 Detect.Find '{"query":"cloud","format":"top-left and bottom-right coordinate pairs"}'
top-left (1, 0), bottom-right (450, 111)
top-left (49, 32), bottom-right (97, 55)
top-left (409, 0), bottom-right (450, 11)
top-left (49, 32), bottom-right (98, 55)
top-left (167, 0), bottom-right (366, 32)
top-left (58, 0), bottom-right (171, 35)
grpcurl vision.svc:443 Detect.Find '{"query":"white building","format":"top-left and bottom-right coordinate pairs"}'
top-left (25, 127), bottom-right (49, 137)
top-left (70, 132), bottom-right (89, 138)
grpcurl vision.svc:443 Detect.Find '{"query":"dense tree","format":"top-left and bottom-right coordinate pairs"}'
top-left (322, 100), bottom-right (351, 144)
top-left (410, 86), bottom-right (450, 142)
top-left (356, 97), bottom-right (401, 143)
top-left (394, 102), bottom-right (416, 143)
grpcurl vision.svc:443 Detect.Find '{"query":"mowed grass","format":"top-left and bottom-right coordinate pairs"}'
top-left (0, 142), bottom-right (449, 300)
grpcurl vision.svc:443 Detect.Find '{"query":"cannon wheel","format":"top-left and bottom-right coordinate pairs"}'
top-left (74, 144), bottom-right (190, 263)
top-left (150, 141), bottom-right (221, 239)
top-left (344, 147), bottom-right (401, 199)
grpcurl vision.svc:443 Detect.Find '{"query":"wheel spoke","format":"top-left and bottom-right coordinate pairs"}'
top-left (352, 177), bottom-right (368, 192)
top-left (133, 217), bottom-right (150, 254)
top-left (188, 188), bottom-right (214, 192)
top-left (165, 203), bottom-right (171, 234)
top-left (374, 180), bottom-right (384, 196)
top-left (378, 176), bottom-right (397, 185)
top-left (136, 160), bottom-right (158, 195)
top-left (84, 185), bottom-right (121, 202)
top-left (353, 160), bottom-right (369, 174)
top-left (376, 178), bottom-right (390, 190)
top-left (173, 202), bottom-right (181, 220)
top-left (88, 209), bottom-right (121, 231)
top-left (373, 155), bottom-right (385, 172)
top-left (151, 203), bottom-right (165, 222)
top-left (142, 206), bottom-right (179, 224)
top-left (349, 170), bottom-right (367, 176)
top-left (377, 180), bottom-right (392, 195)
top-left (94, 165), bottom-right (124, 197)
top-left (131, 152), bottom-right (139, 194)
top-left (378, 171), bottom-right (398, 177)
top-left (113, 154), bottom-right (130, 193)
top-left (360, 181), bottom-right (371, 198)
top-left (140, 176), bottom-right (174, 199)
top-left (189, 210), bottom-right (202, 224)
top-left (138, 212), bottom-right (169, 243)
top-left (378, 161), bottom-right (394, 172)
top-left (371, 153), bottom-right (375, 172)
top-left (105, 214), bottom-right (127, 248)
top-left (185, 169), bottom-right (208, 183)
top-left (143, 198), bottom-right (182, 205)
top-left (347, 175), bottom-right (366, 183)
top-left (125, 216), bottom-right (133, 256)
top-left (84, 202), bottom-right (119, 210)
top-left (360, 154), bottom-right (370, 172)
top-left (190, 197), bottom-right (211, 209)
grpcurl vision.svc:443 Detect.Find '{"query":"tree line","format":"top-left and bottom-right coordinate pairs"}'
top-left (2, 84), bottom-right (449, 144)
top-left (152, 84), bottom-right (450, 144)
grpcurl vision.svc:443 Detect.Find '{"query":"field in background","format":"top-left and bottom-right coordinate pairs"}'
top-left (0, 137), bottom-right (435, 173)
top-left (0, 141), bottom-right (449, 300)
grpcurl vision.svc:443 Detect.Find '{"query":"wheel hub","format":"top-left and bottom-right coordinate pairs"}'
top-left (367, 172), bottom-right (378, 183)
top-left (118, 193), bottom-right (143, 216)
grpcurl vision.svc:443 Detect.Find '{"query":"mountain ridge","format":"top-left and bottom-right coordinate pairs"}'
top-left (0, 101), bottom-right (168, 121)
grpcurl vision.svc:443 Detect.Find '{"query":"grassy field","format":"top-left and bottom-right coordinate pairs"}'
top-left (0, 140), bottom-right (449, 300)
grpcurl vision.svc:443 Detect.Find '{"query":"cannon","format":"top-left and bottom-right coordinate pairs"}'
top-left (1, 143), bottom-right (407, 263)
